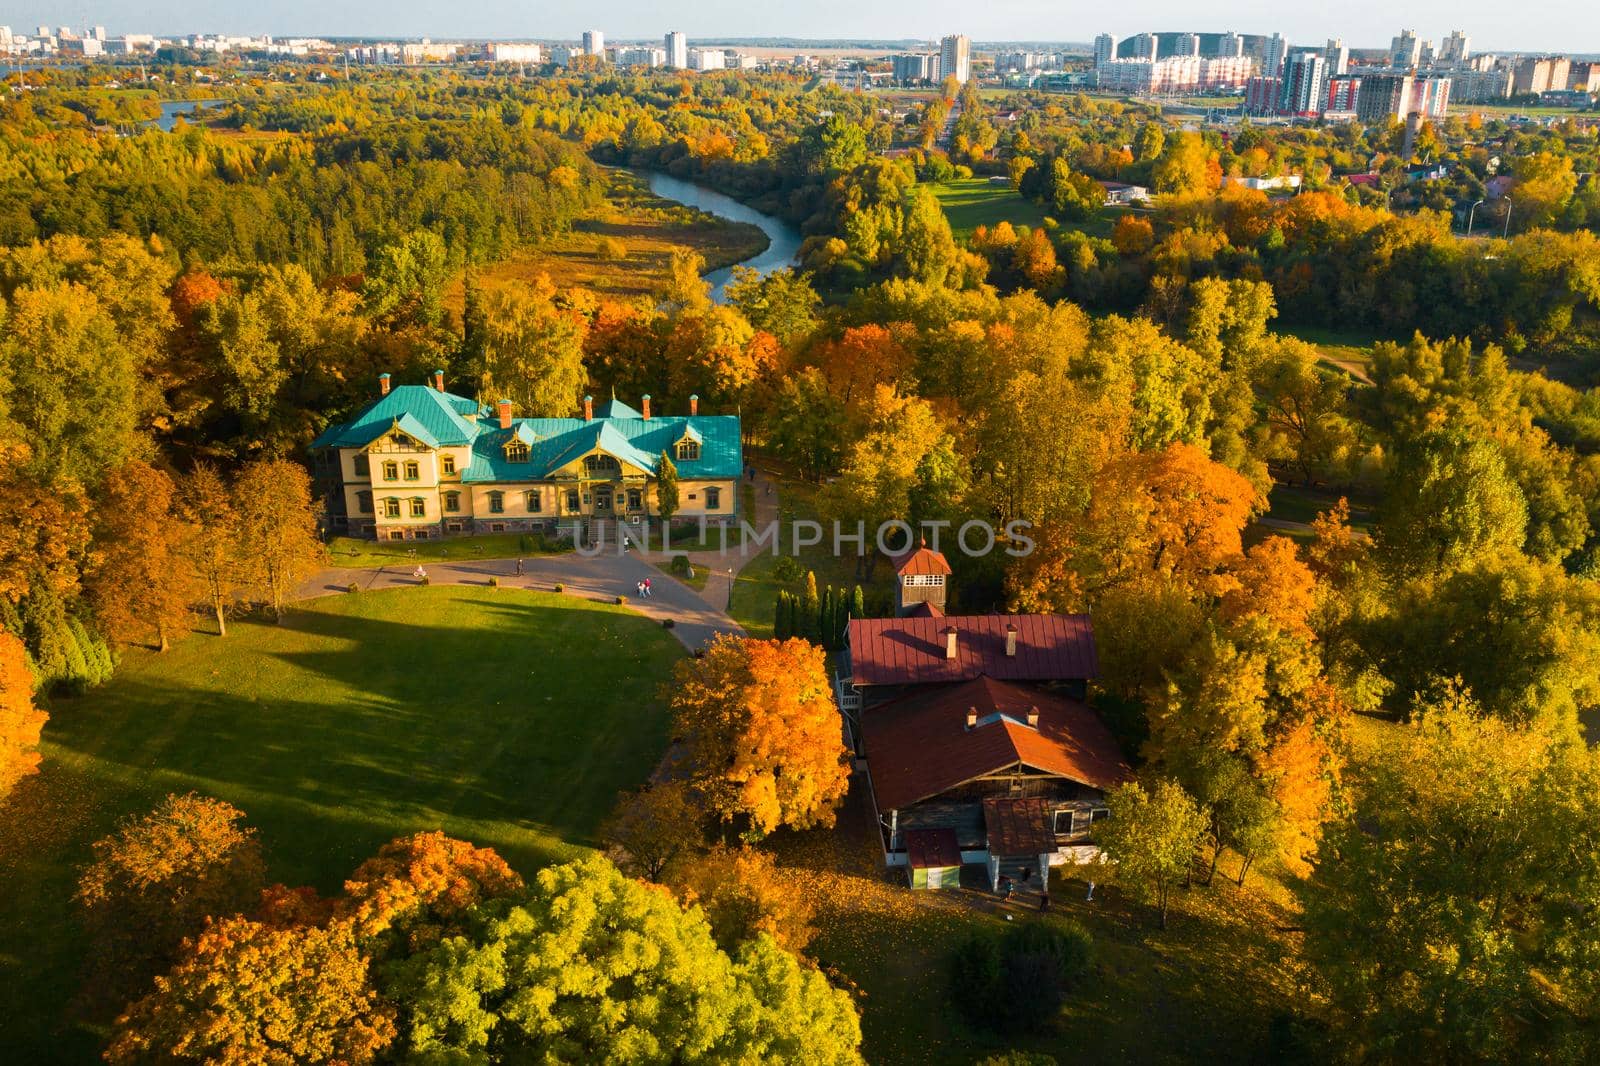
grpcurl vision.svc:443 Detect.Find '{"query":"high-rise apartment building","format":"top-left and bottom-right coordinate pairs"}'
top-left (582, 30), bottom-right (604, 58)
top-left (1261, 33), bottom-right (1288, 79)
top-left (1130, 32), bottom-right (1158, 62)
top-left (1279, 52), bottom-right (1326, 115)
top-left (665, 31), bottom-right (687, 69)
top-left (1513, 56), bottom-right (1570, 94)
top-left (894, 52), bottom-right (939, 83)
top-left (1437, 30), bottom-right (1470, 67)
top-left (1390, 29), bottom-right (1422, 69)
top-left (1093, 33), bottom-right (1115, 68)
top-left (1358, 72), bottom-right (1413, 121)
top-left (1175, 33), bottom-right (1201, 58)
top-left (1218, 31), bottom-right (1244, 59)
top-left (940, 34), bottom-right (971, 84)
top-left (1324, 38), bottom-right (1349, 77)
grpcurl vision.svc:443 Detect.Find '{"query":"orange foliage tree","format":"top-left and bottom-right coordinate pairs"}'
top-left (673, 845), bottom-right (817, 953)
top-left (106, 916), bottom-right (396, 1066)
top-left (340, 831), bottom-right (523, 956)
top-left (808, 323), bottom-right (914, 413)
top-left (77, 793), bottom-right (266, 997)
top-left (87, 459), bottom-right (197, 651)
top-left (669, 636), bottom-right (849, 836)
top-left (0, 631), bottom-right (45, 803)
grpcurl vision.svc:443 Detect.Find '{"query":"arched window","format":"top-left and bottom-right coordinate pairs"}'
top-left (443, 491), bottom-right (461, 513)
top-left (584, 453), bottom-right (620, 476)
top-left (488, 491), bottom-right (505, 514)
top-left (675, 440), bottom-right (700, 461)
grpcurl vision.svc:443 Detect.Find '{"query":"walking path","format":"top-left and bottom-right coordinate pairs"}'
top-left (297, 471), bottom-right (782, 653)
top-left (635, 469), bottom-right (782, 613)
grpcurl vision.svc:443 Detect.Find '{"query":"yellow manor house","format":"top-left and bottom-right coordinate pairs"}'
top-left (311, 373), bottom-right (743, 540)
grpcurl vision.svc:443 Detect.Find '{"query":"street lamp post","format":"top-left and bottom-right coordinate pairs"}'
top-left (1503, 196), bottom-right (1514, 238)
top-left (1466, 198), bottom-right (1485, 236)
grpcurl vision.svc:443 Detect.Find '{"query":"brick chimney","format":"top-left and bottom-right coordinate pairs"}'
top-left (943, 625), bottom-right (958, 660)
top-left (497, 399), bottom-right (512, 430)
top-left (1005, 623), bottom-right (1018, 658)
top-left (583, 395), bottom-right (593, 421)
top-left (1026, 705), bottom-right (1040, 729)
top-left (641, 394), bottom-right (651, 420)
top-left (434, 369), bottom-right (445, 391)
top-left (965, 706), bottom-right (978, 730)
top-left (379, 372), bottom-right (391, 396)
top-left (689, 393), bottom-right (699, 416)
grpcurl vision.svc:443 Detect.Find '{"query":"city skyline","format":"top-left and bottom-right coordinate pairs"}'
top-left (5, 2), bottom-right (1599, 55)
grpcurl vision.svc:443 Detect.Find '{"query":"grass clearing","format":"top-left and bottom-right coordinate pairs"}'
top-left (0, 586), bottom-right (685, 1061)
top-left (326, 532), bottom-right (571, 568)
top-left (1280, 324), bottom-right (1395, 385)
top-left (930, 177), bottom-right (1050, 241)
top-left (444, 170), bottom-right (766, 310)
top-left (1266, 484), bottom-right (1376, 529)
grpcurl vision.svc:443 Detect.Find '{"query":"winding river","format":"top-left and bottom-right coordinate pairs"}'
top-left (643, 171), bottom-right (804, 302)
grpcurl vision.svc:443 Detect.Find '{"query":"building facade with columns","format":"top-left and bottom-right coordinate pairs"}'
top-left (310, 374), bottom-right (741, 540)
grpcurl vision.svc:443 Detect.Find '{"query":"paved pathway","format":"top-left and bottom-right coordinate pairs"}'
top-left (635, 469), bottom-right (782, 613)
top-left (299, 550), bottom-right (739, 653)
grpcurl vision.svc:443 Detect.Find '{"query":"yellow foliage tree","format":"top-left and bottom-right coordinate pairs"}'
top-left (0, 631), bottom-right (45, 803)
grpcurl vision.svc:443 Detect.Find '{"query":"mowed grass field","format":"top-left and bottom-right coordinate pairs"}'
top-left (929, 177), bottom-right (1051, 241)
top-left (0, 586), bottom-right (685, 1062)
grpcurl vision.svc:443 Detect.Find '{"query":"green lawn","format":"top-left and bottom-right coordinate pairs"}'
top-left (326, 531), bottom-right (569, 568)
top-left (1279, 324), bottom-right (1398, 384)
top-left (1266, 484), bottom-right (1375, 529)
top-left (0, 586), bottom-right (685, 1061)
top-left (929, 178), bottom-right (1050, 241)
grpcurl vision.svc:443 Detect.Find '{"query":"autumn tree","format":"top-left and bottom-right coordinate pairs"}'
top-left (1298, 691), bottom-right (1600, 1062)
top-left (340, 831), bottom-right (523, 959)
top-left (809, 323), bottom-right (914, 414)
top-left (78, 793), bottom-right (266, 999)
top-left (87, 460), bottom-right (196, 652)
top-left (0, 632), bottom-right (45, 804)
top-left (673, 845), bottom-right (817, 953)
top-left (177, 464), bottom-right (242, 637)
top-left (106, 916), bottom-right (396, 1066)
top-left (1094, 779), bottom-right (1209, 929)
top-left (670, 636), bottom-right (849, 836)
top-left (1378, 426), bottom-right (1527, 577)
top-left (602, 779), bottom-right (706, 882)
top-left (479, 283), bottom-right (589, 417)
top-left (233, 460), bottom-right (324, 622)
top-left (724, 267), bottom-right (821, 347)
top-left (389, 855), bottom-right (863, 1064)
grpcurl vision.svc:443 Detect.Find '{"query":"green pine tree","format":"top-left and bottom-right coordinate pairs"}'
top-left (774, 591), bottom-right (791, 640)
top-left (656, 452), bottom-right (680, 525)
top-left (800, 571), bottom-right (820, 643)
top-left (852, 584), bottom-right (866, 619)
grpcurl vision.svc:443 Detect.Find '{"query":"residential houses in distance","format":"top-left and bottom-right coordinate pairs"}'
top-left (837, 546), bottom-right (1133, 891)
top-left (310, 375), bottom-right (741, 541)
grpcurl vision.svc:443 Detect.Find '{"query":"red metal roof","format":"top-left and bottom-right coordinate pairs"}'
top-left (861, 675), bottom-right (1132, 811)
top-left (904, 827), bottom-right (962, 869)
top-left (848, 614), bottom-right (1098, 686)
top-left (983, 797), bottom-right (1058, 856)
top-left (890, 545), bottom-right (953, 576)
top-left (905, 601), bottom-right (944, 618)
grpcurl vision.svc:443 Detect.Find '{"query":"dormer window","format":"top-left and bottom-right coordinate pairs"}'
top-left (675, 441), bottom-right (700, 461)
top-left (505, 440), bottom-right (530, 463)
top-left (584, 453), bottom-right (620, 476)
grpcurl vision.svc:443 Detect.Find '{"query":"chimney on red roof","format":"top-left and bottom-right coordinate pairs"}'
top-left (943, 625), bottom-right (958, 661)
top-left (583, 395), bottom-right (593, 422)
top-left (689, 393), bottom-right (699, 416)
top-left (965, 706), bottom-right (977, 730)
top-left (642, 394), bottom-right (651, 420)
top-left (497, 399), bottom-right (512, 430)
top-left (1005, 623), bottom-right (1018, 658)
top-left (379, 372), bottom-right (391, 396)
top-left (1026, 705), bottom-right (1040, 728)
top-left (434, 369), bottom-right (445, 391)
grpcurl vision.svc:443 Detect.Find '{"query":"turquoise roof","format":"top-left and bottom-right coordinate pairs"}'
top-left (311, 385), bottom-right (479, 449)
top-left (312, 380), bottom-right (742, 484)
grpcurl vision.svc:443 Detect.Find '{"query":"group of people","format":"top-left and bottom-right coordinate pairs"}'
top-left (635, 578), bottom-right (654, 598)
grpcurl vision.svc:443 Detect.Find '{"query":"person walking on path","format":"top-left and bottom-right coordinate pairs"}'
top-left (515, 558), bottom-right (525, 576)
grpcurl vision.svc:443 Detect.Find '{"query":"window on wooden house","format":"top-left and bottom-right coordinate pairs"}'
top-left (443, 491), bottom-right (461, 513)
top-left (409, 497), bottom-right (427, 518)
top-left (382, 460), bottom-right (399, 481)
top-left (675, 441), bottom-right (700, 461)
top-left (441, 455), bottom-right (457, 475)
top-left (382, 497), bottom-right (401, 518)
top-left (488, 491), bottom-right (505, 514)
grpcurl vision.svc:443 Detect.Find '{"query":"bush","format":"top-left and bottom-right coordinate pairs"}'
top-left (949, 920), bottom-right (1093, 1035)
top-left (419, 576), bottom-right (431, 586)
top-left (489, 576), bottom-right (501, 588)
top-left (662, 618), bottom-right (676, 629)
top-left (519, 534), bottom-right (536, 552)
top-left (669, 554), bottom-right (692, 577)
top-left (347, 583), bottom-right (360, 594)
top-left (772, 556), bottom-right (803, 583)
top-left (554, 583), bottom-right (565, 593)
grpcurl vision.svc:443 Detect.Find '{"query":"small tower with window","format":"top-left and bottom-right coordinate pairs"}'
top-left (890, 541), bottom-right (952, 616)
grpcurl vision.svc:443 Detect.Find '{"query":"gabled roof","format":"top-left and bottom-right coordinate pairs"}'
top-left (848, 614), bottom-right (1098, 687)
top-left (890, 544), bottom-right (952, 577)
top-left (905, 602), bottom-right (945, 618)
top-left (983, 797), bottom-right (1055, 856)
top-left (594, 397), bottom-right (642, 419)
top-left (310, 385), bottom-right (479, 450)
top-left (861, 675), bottom-right (1132, 811)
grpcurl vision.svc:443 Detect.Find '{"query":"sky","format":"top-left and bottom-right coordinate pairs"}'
top-left (8, 1), bottom-right (1600, 55)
